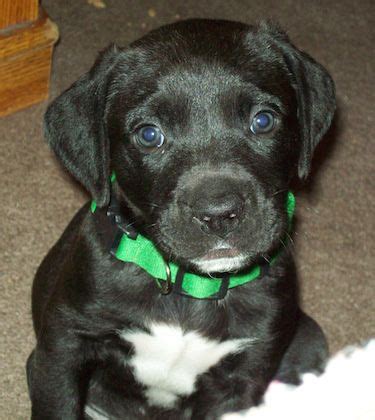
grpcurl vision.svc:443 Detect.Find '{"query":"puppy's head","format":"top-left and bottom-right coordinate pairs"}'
top-left (45, 19), bottom-right (335, 274)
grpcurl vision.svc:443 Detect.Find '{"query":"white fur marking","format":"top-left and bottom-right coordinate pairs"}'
top-left (121, 324), bottom-right (250, 408)
top-left (193, 256), bottom-right (247, 273)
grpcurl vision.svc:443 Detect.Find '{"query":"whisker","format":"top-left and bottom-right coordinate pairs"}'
top-left (270, 188), bottom-right (287, 197)
top-left (141, 201), bottom-right (167, 211)
top-left (297, 203), bottom-right (321, 216)
top-left (122, 219), bottom-right (140, 230)
top-left (262, 254), bottom-right (271, 264)
top-left (285, 231), bottom-right (295, 248)
top-left (278, 237), bottom-right (288, 250)
top-left (145, 221), bottom-right (157, 227)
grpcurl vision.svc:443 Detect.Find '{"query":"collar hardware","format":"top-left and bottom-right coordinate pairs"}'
top-left (154, 260), bottom-right (173, 295)
top-left (106, 194), bottom-right (138, 240)
top-left (173, 268), bottom-right (231, 300)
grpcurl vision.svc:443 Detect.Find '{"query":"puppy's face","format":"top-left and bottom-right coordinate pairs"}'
top-left (45, 20), bottom-right (335, 274)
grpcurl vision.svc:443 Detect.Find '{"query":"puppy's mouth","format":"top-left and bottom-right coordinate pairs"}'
top-left (191, 244), bottom-right (248, 274)
top-left (151, 188), bottom-right (286, 275)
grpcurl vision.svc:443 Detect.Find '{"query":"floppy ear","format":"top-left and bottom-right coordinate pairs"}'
top-left (264, 25), bottom-right (336, 179)
top-left (44, 45), bottom-right (119, 207)
top-left (286, 48), bottom-right (336, 179)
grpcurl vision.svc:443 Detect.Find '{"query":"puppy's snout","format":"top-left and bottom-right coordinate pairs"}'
top-left (192, 193), bottom-right (244, 237)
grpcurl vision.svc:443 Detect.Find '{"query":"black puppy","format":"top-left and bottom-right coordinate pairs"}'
top-left (27, 19), bottom-right (335, 419)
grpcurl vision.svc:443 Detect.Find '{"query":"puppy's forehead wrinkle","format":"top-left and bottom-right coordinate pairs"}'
top-left (149, 68), bottom-right (235, 132)
top-left (159, 66), bottom-right (284, 107)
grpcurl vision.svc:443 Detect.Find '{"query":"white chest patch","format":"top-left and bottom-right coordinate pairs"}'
top-left (120, 323), bottom-right (250, 408)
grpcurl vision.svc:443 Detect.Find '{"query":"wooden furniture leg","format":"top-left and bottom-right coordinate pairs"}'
top-left (0, 1), bottom-right (59, 117)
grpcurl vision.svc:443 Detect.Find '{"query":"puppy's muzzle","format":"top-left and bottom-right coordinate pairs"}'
top-left (191, 193), bottom-right (244, 237)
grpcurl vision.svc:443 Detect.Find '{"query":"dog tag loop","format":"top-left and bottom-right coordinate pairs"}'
top-left (155, 260), bottom-right (173, 295)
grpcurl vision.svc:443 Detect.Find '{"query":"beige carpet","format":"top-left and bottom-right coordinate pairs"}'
top-left (0, 0), bottom-right (374, 418)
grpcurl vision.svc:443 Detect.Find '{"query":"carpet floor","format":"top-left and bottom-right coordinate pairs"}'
top-left (0, 0), bottom-right (374, 418)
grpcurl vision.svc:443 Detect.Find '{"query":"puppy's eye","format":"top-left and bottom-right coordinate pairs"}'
top-left (135, 126), bottom-right (165, 149)
top-left (250, 111), bottom-right (275, 134)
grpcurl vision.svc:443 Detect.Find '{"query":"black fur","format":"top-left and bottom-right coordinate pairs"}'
top-left (27, 19), bottom-right (335, 419)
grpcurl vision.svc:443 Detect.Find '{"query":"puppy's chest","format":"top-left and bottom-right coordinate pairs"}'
top-left (119, 323), bottom-right (249, 408)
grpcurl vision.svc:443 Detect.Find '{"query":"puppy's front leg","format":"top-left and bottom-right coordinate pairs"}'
top-left (192, 347), bottom-right (281, 419)
top-left (195, 379), bottom-right (264, 419)
top-left (27, 337), bottom-right (88, 419)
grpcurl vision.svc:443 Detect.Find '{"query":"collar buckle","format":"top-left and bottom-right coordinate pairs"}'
top-left (107, 194), bottom-right (138, 239)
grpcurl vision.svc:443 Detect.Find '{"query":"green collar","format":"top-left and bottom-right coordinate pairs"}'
top-left (92, 186), bottom-right (295, 300)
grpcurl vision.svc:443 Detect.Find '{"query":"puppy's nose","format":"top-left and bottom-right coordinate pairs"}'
top-left (193, 194), bottom-right (244, 237)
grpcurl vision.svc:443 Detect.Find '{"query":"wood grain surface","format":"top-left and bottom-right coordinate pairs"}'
top-left (0, 9), bottom-right (58, 116)
top-left (0, 0), bottom-right (39, 30)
